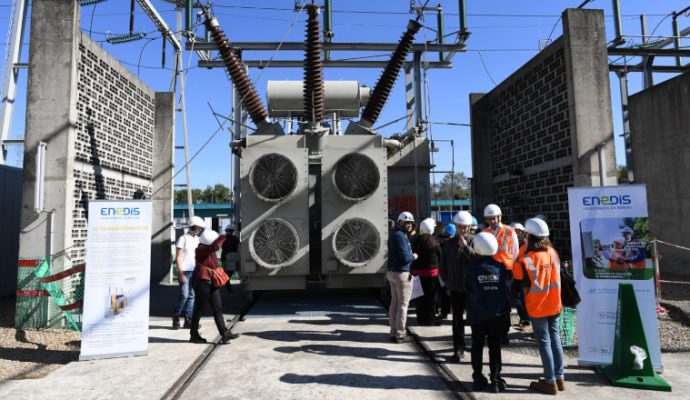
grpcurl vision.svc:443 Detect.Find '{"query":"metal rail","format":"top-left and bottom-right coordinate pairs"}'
top-left (187, 41), bottom-right (466, 52)
top-left (199, 59), bottom-right (452, 69)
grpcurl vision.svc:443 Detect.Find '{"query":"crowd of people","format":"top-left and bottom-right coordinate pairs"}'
top-left (387, 204), bottom-right (565, 395)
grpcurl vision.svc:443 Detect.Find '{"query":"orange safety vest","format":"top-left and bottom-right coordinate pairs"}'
top-left (515, 247), bottom-right (562, 318)
top-left (482, 225), bottom-right (516, 270)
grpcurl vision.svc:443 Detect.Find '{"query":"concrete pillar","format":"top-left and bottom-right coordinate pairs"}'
top-left (19, 0), bottom-right (79, 265)
top-left (562, 8), bottom-right (617, 186)
top-left (469, 93), bottom-right (492, 215)
top-left (151, 92), bottom-right (175, 282)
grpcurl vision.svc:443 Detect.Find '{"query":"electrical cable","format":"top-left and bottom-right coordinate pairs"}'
top-left (476, 49), bottom-right (497, 86)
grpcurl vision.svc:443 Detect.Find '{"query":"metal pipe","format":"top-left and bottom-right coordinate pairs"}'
top-left (616, 71), bottom-right (634, 183)
top-left (186, 41), bottom-right (465, 52)
top-left (597, 143), bottom-right (606, 186)
top-left (673, 14), bottom-right (682, 67)
top-left (640, 14), bottom-right (652, 89)
top-left (323, 0), bottom-right (333, 61)
top-left (383, 139), bottom-right (402, 151)
top-left (129, 0), bottom-right (136, 33)
top-left (437, 4), bottom-right (444, 62)
top-left (611, 0), bottom-right (624, 45)
top-left (34, 142), bottom-right (47, 212)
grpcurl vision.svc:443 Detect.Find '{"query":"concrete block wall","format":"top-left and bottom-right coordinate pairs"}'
top-left (470, 8), bottom-right (616, 258)
top-left (16, 0), bottom-right (173, 327)
top-left (629, 72), bottom-right (690, 278)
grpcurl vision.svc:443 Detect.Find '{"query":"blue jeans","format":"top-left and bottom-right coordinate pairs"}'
top-left (530, 314), bottom-right (564, 384)
top-left (174, 271), bottom-right (195, 319)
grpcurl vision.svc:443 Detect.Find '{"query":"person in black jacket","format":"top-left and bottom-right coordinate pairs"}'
top-left (412, 218), bottom-right (443, 326)
top-left (386, 211), bottom-right (417, 343)
top-left (440, 211), bottom-right (476, 362)
top-left (465, 232), bottom-right (511, 393)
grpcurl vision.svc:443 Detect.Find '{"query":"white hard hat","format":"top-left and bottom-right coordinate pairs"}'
top-left (453, 211), bottom-right (473, 226)
top-left (510, 222), bottom-right (525, 231)
top-left (225, 223), bottom-right (236, 231)
top-left (524, 218), bottom-right (549, 238)
top-left (473, 232), bottom-right (498, 256)
top-left (397, 211), bottom-right (415, 222)
top-left (199, 229), bottom-right (219, 245)
top-left (419, 218), bottom-right (436, 235)
top-left (189, 216), bottom-right (206, 229)
top-left (621, 226), bottom-right (634, 234)
top-left (483, 204), bottom-right (502, 217)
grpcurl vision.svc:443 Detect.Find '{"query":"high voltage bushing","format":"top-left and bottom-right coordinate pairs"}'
top-left (303, 4), bottom-right (325, 125)
top-left (360, 19), bottom-right (421, 127)
top-left (205, 16), bottom-right (268, 126)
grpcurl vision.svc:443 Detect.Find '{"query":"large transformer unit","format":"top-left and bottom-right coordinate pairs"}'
top-left (203, 5), bottom-right (431, 291)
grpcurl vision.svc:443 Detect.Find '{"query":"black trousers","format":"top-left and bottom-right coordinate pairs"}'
top-left (470, 314), bottom-right (510, 381)
top-left (415, 276), bottom-right (438, 325)
top-left (436, 280), bottom-right (452, 316)
top-left (450, 290), bottom-right (467, 351)
top-left (512, 278), bottom-right (529, 321)
top-left (191, 280), bottom-right (227, 336)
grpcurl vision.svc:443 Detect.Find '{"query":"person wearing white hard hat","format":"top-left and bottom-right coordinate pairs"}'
top-left (172, 216), bottom-right (206, 330)
top-left (440, 210), bottom-right (476, 362)
top-left (482, 204), bottom-right (519, 271)
top-left (411, 218), bottom-right (443, 326)
top-left (465, 232), bottom-right (511, 393)
top-left (221, 223), bottom-right (241, 291)
top-left (189, 230), bottom-right (240, 344)
top-left (514, 218), bottom-right (565, 395)
top-left (386, 211), bottom-right (418, 343)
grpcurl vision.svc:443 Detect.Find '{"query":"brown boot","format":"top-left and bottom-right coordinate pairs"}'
top-left (539, 377), bottom-right (565, 391)
top-left (530, 380), bottom-right (557, 395)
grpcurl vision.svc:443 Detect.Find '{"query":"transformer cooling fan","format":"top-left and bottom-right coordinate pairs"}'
top-left (249, 218), bottom-right (300, 269)
top-left (332, 153), bottom-right (380, 201)
top-left (249, 153), bottom-right (298, 202)
top-left (332, 218), bottom-right (381, 267)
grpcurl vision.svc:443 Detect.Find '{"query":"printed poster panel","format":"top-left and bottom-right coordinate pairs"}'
top-left (568, 185), bottom-right (661, 369)
top-left (80, 200), bottom-right (152, 360)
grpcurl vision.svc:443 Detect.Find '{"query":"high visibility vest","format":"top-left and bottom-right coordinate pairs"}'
top-left (483, 225), bottom-right (516, 270)
top-left (516, 247), bottom-right (562, 318)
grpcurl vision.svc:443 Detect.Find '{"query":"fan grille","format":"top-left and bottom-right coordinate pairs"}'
top-left (332, 218), bottom-right (381, 267)
top-left (249, 218), bottom-right (300, 269)
top-left (332, 153), bottom-right (380, 201)
top-left (249, 154), bottom-right (298, 202)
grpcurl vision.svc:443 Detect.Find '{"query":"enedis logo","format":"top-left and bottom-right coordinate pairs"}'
top-left (582, 195), bottom-right (631, 206)
top-left (100, 207), bottom-right (141, 216)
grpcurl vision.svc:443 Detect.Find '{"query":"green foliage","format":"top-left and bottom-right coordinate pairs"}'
top-left (617, 165), bottom-right (629, 184)
top-left (175, 184), bottom-right (232, 204)
top-left (432, 172), bottom-right (470, 200)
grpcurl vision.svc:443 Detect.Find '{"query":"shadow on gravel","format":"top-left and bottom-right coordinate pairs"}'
top-left (280, 372), bottom-right (449, 390)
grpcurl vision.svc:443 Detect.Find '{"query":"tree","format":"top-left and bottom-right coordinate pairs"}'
top-left (174, 188), bottom-right (205, 204)
top-left (617, 165), bottom-right (629, 184)
top-left (175, 184), bottom-right (232, 204)
top-left (432, 172), bottom-right (470, 200)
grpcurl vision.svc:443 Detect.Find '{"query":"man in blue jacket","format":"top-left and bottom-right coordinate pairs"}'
top-left (465, 232), bottom-right (511, 393)
top-left (387, 211), bottom-right (417, 343)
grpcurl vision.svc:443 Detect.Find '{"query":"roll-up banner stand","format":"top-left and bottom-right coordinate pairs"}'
top-left (80, 200), bottom-right (152, 361)
top-left (567, 185), bottom-right (662, 370)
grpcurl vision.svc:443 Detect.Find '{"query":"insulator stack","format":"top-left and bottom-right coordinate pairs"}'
top-left (205, 17), bottom-right (268, 126)
top-left (303, 5), bottom-right (325, 125)
top-left (361, 19), bottom-right (421, 127)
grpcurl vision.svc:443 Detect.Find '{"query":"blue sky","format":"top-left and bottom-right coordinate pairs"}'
top-left (0, 0), bottom-right (686, 190)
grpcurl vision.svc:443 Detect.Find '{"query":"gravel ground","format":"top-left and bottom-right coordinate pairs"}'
top-left (0, 277), bottom-right (688, 381)
top-left (0, 297), bottom-right (80, 381)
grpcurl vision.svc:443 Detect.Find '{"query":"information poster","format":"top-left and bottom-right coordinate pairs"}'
top-left (568, 185), bottom-right (662, 369)
top-left (80, 200), bottom-right (152, 361)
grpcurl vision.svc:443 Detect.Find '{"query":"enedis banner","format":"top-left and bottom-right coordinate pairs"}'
top-left (568, 185), bottom-right (662, 369)
top-left (80, 200), bottom-right (152, 361)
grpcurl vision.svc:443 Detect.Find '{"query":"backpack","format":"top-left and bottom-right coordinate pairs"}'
top-left (560, 266), bottom-right (581, 308)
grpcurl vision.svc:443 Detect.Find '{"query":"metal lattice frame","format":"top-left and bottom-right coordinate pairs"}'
top-left (249, 153), bottom-right (298, 203)
top-left (332, 153), bottom-right (380, 202)
top-left (331, 218), bottom-right (380, 267)
top-left (249, 218), bottom-right (300, 269)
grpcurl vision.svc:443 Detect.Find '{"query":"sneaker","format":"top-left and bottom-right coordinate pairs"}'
top-left (488, 381), bottom-right (500, 393)
top-left (172, 315), bottom-right (180, 330)
top-left (447, 352), bottom-right (461, 363)
top-left (530, 380), bottom-right (558, 395)
top-left (189, 333), bottom-right (207, 343)
top-left (395, 335), bottom-right (412, 343)
top-left (221, 330), bottom-right (240, 344)
top-left (539, 377), bottom-right (565, 391)
top-left (493, 377), bottom-right (507, 392)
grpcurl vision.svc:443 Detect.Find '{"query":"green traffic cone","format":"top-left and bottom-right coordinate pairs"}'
top-left (602, 283), bottom-right (671, 391)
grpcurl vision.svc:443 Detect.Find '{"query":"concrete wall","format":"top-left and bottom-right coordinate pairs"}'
top-left (0, 165), bottom-right (22, 297)
top-left (629, 72), bottom-right (690, 278)
top-left (470, 8), bottom-right (616, 258)
top-left (16, 0), bottom-right (174, 327)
